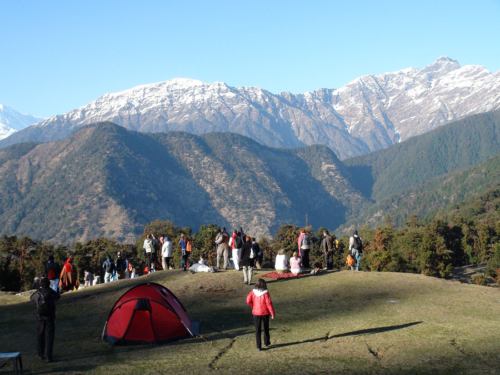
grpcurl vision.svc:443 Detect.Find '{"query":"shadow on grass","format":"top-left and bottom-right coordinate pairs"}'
top-left (36, 364), bottom-right (98, 374)
top-left (268, 321), bottom-right (422, 350)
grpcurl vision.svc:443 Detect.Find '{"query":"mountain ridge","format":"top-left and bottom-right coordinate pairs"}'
top-left (2, 57), bottom-right (500, 159)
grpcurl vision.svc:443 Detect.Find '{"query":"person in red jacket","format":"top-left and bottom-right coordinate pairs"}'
top-left (246, 278), bottom-right (275, 351)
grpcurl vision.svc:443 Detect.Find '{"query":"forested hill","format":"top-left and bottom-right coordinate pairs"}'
top-left (344, 110), bottom-right (500, 201)
top-left (341, 151), bottom-right (500, 230)
top-left (0, 122), bottom-right (368, 243)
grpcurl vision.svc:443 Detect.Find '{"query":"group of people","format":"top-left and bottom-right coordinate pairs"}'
top-left (44, 255), bottom-right (79, 293)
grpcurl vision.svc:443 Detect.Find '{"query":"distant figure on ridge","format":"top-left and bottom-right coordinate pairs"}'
top-left (349, 230), bottom-right (363, 271)
top-left (229, 229), bottom-right (242, 271)
top-left (179, 234), bottom-right (188, 271)
top-left (115, 252), bottom-right (126, 279)
top-left (215, 227), bottom-right (230, 270)
top-left (290, 252), bottom-right (302, 275)
top-left (322, 230), bottom-right (335, 270)
top-left (45, 255), bottom-right (61, 292)
top-left (31, 276), bottom-right (41, 290)
top-left (241, 236), bottom-right (256, 285)
top-left (162, 236), bottom-right (173, 270)
top-left (246, 278), bottom-right (275, 351)
top-left (84, 270), bottom-right (94, 287)
top-left (103, 255), bottom-right (115, 283)
top-left (297, 229), bottom-right (311, 269)
top-left (59, 258), bottom-right (78, 292)
top-left (143, 234), bottom-right (155, 273)
top-left (198, 255), bottom-right (207, 266)
top-left (30, 277), bottom-right (60, 363)
top-left (275, 249), bottom-right (288, 274)
top-left (252, 237), bottom-right (262, 269)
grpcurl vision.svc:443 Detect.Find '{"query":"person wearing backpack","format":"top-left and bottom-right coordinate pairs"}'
top-left (30, 277), bottom-right (60, 362)
top-left (229, 229), bottom-right (242, 271)
top-left (252, 237), bottom-right (262, 269)
top-left (349, 230), bottom-right (363, 271)
top-left (297, 229), bottom-right (311, 269)
top-left (103, 256), bottom-right (115, 283)
top-left (45, 256), bottom-right (61, 292)
top-left (115, 252), bottom-right (126, 279)
top-left (179, 234), bottom-right (189, 271)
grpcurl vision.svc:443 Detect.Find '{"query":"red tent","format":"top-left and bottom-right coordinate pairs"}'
top-left (102, 282), bottom-right (198, 345)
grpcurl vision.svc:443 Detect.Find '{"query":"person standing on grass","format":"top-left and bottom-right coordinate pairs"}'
top-left (30, 278), bottom-right (60, 363)
top-left (246, 278), bottom-right (275, 351)
top-left (297, 228), bottom-right (311, 269)
top-left (323, 230), bottom-right (335, 270)
top-left (252, 237), bottom-right (262, 269)
top-left (143, 234), bottom-right (155, 273)
top-left (103, 255), bottom-right (115, 283)
top-left (349, 230), bottom-right (363, 271)
top-left (115, 252), bottom-right (127, 279)
top-left (241, 236), bottom-right (256, 285)
top-left (215, 227), bottom-right (230, 270)
top-left (229, 229), bottom-right (243, 271)
top-left (46, 256), bottom-right (61, 292)
top-left (59, 258), bottom-right (78, 292)
top-left (162, 236), bottom-right (173, 270)
top-left (179, 234), bottom-right (188, 271)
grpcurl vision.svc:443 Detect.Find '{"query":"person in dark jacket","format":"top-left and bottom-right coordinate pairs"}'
top-left (31, 277), bottom-right (41, 290)
top-left (103, 256), bottom-right (115, 283)
top-left (246, 278), bottom-right (275, 351)
top-left (252, 237), bottom-right (262, 269)
top-left (30, 277), bottom-right (60, 363)
top-left (323, 230), bottom-right (335, 270)
top-left (241, 236), bottom-right (256, 285)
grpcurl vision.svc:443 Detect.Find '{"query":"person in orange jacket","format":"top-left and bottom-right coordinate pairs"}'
top-left (246, 278), bottom-right (275, 351)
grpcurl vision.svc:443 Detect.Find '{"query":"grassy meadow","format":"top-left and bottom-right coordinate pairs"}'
top-left (1, 269), bottom-right (499, 374)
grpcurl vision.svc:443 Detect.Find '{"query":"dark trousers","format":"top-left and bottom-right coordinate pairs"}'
top-left (146, 252), bottom-right (152, 272)
top-left (36, 319), bottom-right (55, 360)
top-left (253, 314), bottom-right (270, 349)
top-left (181, 254), bottom-right (188, 269)
top-left (238, 248), bottom-right (243, 266)
top-left (301, 249), bottom-right (310, 268)
top-left (324, 252), bottom-right (333, 269)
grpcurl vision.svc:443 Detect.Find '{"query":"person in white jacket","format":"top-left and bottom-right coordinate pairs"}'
top-left (143, 234), bottom-right (155, 273)
top-left (162, 237), bottom-right (173, 271)
top-left (274, 250), bottom-right (288, 273)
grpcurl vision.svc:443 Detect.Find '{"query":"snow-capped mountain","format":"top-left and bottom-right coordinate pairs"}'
top-left (2, 56), bottom-right (500, 159)
top-left (0, 105), bottom-right (45, 140)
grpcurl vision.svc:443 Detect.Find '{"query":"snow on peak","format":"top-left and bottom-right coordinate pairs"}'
top-left (0, 104), bottom-right (45, 140)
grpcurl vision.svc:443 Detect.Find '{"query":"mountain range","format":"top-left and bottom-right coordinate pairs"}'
top-left (0, 104), bottom-right (44, 140)
top-left (2, 57), bottom-right (500, 159)
top-left (0, 123), bottom-right (368, 243)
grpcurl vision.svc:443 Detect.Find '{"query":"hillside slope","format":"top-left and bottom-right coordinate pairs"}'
top-left (1, 270), bottom-right (499, 374)
top-left (0, 123), bottom-right (367, 243)
top-left (344, 109), bottom-right (500, 201)
top-left (342, 151), bottom-right (500, 229)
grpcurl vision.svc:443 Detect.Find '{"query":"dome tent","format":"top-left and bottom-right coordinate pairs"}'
top-left (102, 282), bottom-right (198, 345)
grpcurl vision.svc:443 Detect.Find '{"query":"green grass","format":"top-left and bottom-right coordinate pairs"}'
top-left (1, 270), bottom-right (500, 374)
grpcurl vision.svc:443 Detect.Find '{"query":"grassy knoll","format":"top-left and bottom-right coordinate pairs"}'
top-left (1, 270), bottom-right (499, 374)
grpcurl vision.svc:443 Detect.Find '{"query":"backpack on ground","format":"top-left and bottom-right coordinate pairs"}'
top-left (234, 236), bottom-right (242, 249)
top-left (301, 234), bottom-right (311, 247)
top-left (36, 291), bottom-right (52, 319)
top-left (353, 236), bottom-right (363, 252)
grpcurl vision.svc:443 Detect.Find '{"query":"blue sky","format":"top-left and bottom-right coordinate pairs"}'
top-left (1, 0), bottom-right (499, 117)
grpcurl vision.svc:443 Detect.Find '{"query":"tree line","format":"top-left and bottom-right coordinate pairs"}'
top-left (2, 193), bottom-right (500, 291)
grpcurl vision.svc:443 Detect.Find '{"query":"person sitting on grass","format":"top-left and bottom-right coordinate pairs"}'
top-left (246, 278), bottom-right (275, 351)
top-left (199, 255), bottom-right (207, 266)
top-left (274, 249), bottom-right (288, 273)
top-left (289, 252), bottom-right (302, 275)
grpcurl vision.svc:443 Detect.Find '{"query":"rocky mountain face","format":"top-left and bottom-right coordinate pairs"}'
top-left (0, 123), bottom-right (368, 243)
top-left (0, 104), bottom-right (44, 140)
top-left (2, 57), bottom-right (499, 159)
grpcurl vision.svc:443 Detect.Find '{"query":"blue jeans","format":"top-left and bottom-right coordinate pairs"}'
top-left (181, 254), bottom-right (188, 269)
top-left (351, 252), bottom-right (362, 271)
